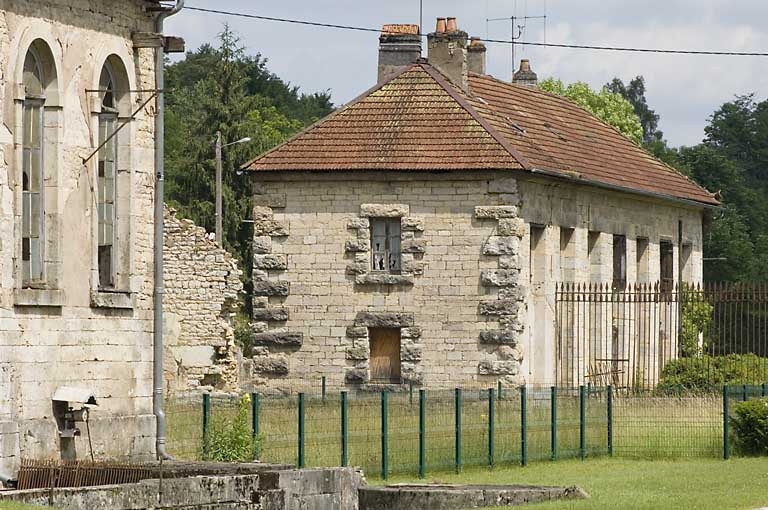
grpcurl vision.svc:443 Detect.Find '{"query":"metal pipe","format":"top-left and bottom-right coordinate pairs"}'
top-left (0, 470), bottom-right (15, 488)
top-left (153, 0), bottom-right (185, 461)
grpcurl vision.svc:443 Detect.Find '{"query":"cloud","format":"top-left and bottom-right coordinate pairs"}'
top-left (167, 0), bottom-right (768, 146)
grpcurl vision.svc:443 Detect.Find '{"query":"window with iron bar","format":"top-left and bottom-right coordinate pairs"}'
top-left (370, 218), bottom-right (401, 273)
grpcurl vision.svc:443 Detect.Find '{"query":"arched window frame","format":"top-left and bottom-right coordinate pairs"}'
top-left (97, 60), bottom-right (119, 289)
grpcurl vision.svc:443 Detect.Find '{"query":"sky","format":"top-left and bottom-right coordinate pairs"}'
top-left (166, 1), bottom-right (768, 147)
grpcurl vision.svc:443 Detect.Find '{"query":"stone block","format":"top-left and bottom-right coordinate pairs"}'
top-left (360, 204), bottom-right (409, 217)
top-left (345, 326), bottom-right (368, 338)
top-left (253, 254), bottom-right (288, 270)
top-left (253, 219), bottom-right (288, 237)
top-left (345, 344), bottom-right (369, 361)
top-left (354, 312), bottom-right (415, 328)
top-left (346, 261), bottom-right (369, 276)
top-left (355, 273), bottom-right (414, 286)
top-left (401, 217), bottom-right (425, 231)
top-left (498, 218), bottom-right (526, 237)
top-left (479, 299), bottom-right (521, 316)
top-left (488, 177), bottom-right (519, 194)
top-left (483, 236), bottom-right (519, 256)
top-left (253, 355), bottom-right (289, 376)
top-left (252, 332), bottom-right (303, 348)
top-left (481, 269), bottom-right (521, 287)
top-left (175, 345), bottom-right (216, 367)
top-left (347, 218), bottom-right (370, 230)
top-left (345, 368), bottom-right (368, 384)
top-left (478, 360), bottom-right (519, 376)
top-left (474, 205), bottom-right (518, 219)
top-left (400, 327), bottom-right (422, 339)
top-left (345, 239), bottom-right (370, 253)
top-left (496, 345), bottom-right (522, 361)
top-left (401, 239), bottom-right (426, 254)
top-left (401, 343), bottom-right (422, 361)
top-left (253, 236), bottom-right (273, 254)
top-left (253, 280), bottom-right (290, 296)
top-left (253, 193), bottom-right (287, 208)
top-left (252, 307), bottom-right (290, 322)
top-left (479, 330), bottom-right (517, 345)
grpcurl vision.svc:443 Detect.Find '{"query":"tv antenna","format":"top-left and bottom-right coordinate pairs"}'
top-left (487, 10), bottom-right (547, 75)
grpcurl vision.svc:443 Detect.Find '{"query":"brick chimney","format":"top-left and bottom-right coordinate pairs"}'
top-left (467, 37), bottom-right (487, 75)
top-left (512, 59), bottom-right (538, 87)
top-left (378, 24), bottom-right (422, 83)
top-left (427, 17), bottom-right (469, 91)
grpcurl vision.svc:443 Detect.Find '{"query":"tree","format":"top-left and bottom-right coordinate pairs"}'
top-left (165, 26), bottom-right (334, 311)
top-left (605, 76), bottom-right (663, 144)
top-left (539, 78), bottom-right (644, 144)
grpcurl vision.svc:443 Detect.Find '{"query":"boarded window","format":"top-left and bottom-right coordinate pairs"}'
top-left (613, 235), bottom-right (627, 290)
top-left (370, 218), bottom-right (401, 273)
top-left (636, 238), bottom-right (649, 283)
top-left (369, 328), bottom-right (401, 383)
top-left (660, 240), bottom-right (674, 293)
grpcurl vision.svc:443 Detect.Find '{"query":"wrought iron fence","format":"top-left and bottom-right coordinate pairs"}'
top-left (555, 282), bottom-right (768, 390)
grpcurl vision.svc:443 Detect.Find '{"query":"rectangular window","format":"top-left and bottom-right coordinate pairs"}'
top-left (530, 224), bottom-right (546, 283)
top-left (369, 328), bottom-right (402, 383)
top-left (370, 218), bottom-right (401, 273)
top-left (588, 231), bottom-right (601, 283)
top-left (97, 112), bottom-right (118, 288)
top-left (22, 100), bottom-right (44, 286)
top-left (681, 243), bottom-right (693, 282)
top-left (660, 240), bottom-right (674, 293)
top-left (559, 227), bottom-right (576, 282)
top-left (636, 237), bottom-right (649, 283)
top-left (613, 234), bottom-right (627, 290)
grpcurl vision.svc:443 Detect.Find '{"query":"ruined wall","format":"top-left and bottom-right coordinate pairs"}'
top-left (248, 171), bottom-right (527, 391)
top-left (0, 0), bottom-right (159, 473)
top-left (163, 208), bottom-right (243, 393)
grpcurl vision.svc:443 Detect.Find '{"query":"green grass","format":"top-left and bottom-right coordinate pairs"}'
top-left (383, 457), bottom-right (768, 510)
top-left (167, 390), bottom-right (728, 477)
top-left (0, 503), bottom-right (51, 510)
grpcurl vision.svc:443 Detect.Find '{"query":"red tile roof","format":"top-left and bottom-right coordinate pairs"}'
top-left (246, 63), bottom-right (718, 206)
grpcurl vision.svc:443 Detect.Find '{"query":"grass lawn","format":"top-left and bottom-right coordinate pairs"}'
top-left (383, 457), bottom-right (768, 510)
top-left (0, 503), bottom-right (49, 510)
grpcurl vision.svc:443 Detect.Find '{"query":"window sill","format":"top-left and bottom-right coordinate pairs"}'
top-left (355, 273), bottom-right (414, 286)
top-left (90, 290), bottom-right (134, 309)
top-left (14, 288), bottom-right (65, 307)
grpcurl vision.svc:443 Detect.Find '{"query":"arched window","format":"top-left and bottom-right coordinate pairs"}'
top-left (97, 61), bottom-right (119, 288)
top-left (21, 47), bottom-right (45, 285)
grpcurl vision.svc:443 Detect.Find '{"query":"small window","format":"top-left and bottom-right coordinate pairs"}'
top-left (588, 231), bottom-right (601, 283)
top-left (660, 240), bottom-right (674, 293)
top-left (530, 224), bottom-right (546, 283)
top-left (613, 235), bottom-right (627, 290)
top-left (681, 243), bottom-right (693, 282)
top-left (559, 227), bottom-right (575, 282)
top-left (369, 328), bottom-right (401, 383)
top-left (370, 218), bottom-right (401, 273)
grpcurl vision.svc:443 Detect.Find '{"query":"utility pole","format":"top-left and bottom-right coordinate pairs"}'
top-left (215, 130), bottom-right (223, 245)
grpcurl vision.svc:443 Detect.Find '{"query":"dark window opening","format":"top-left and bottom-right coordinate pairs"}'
top-left (660, 240), bottom-right (674, 293)
top-left (613, 234), bottom-right (627, 290)
top-left (369, 328), bottom-right (401, 383)
top-left (530, 224), bottom-right (546, 283)
top-left (636, 237), bottom-right (649, 283)
top-left (371, 218), bottom-right (401, 273)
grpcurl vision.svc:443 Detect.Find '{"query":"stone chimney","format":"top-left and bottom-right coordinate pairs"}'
top-left (512, 59), bottom-right (538, 87)
top-left (378, 24), bottom-right (422, 83)
top-left (467, 37), bottom-right (487, 75)
top-left (427, 16), bottom-right (469, 91)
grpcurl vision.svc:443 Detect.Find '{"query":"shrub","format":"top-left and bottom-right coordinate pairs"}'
top-left (659, 354), bottom-right (768, 392)
top-left (681, 288), bottom-right (713, 357)
top-left (730, 398), bottom-right (768, 456)
top-left (234, 313), bottom-right (253, 357)
top-left (203, 394), bottom-right (262, 462)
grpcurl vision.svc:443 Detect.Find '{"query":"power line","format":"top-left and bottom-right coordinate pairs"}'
top-left (183, 6), bottom-right (768, 57)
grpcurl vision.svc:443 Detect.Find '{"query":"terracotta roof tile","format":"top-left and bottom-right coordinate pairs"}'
top-left (246, 63), bottom-right (717, 206)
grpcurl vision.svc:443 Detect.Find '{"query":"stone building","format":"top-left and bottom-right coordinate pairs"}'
top-left (243, 20), bottom-right (718, 390)
top-left (0, 0), bottom-right (182, 475)
top-left (163, 208), bottom-right (242, 393)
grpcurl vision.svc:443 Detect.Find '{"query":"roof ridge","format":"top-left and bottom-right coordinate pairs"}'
top-left (420, 65), bottom-right (533, 171)
top-left (469, 73), bottom-right (716, 202)
top-left (243, 63), bottom-right (422, 171)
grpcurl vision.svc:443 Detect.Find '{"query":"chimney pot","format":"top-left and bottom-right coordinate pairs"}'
top-left (512, 59), bottom-right (538, 87)
top-left (377, 24), bottom-right (422, 83)
top-left (436, 18), bottom-right (446, 33)
top-left (467, 37), bottom-right (487, 75)
top-left (427, 18), bottom-right (469, 91)
top-left (446, 17), bottom-right (458, 32)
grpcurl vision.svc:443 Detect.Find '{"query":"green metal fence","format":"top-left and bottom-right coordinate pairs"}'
top-left (165, 384), bottom-right (768, 478)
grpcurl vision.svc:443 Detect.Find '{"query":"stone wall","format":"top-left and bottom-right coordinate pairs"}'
top-left (247, 170), bottom-right (705, 391)
top-left (0, 0), bottom-right (161, 473)
top-left (163, 208), bottom-right (243, 393)
top-left (0, 467), bottom-right (363, 510)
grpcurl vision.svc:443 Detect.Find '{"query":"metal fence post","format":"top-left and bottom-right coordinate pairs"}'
top-left (419, 389), bottom-right (426, 479)
top-left (607, 385), bottom-right (613, 457)
top-left (298, 393), bottom-right (305, 469)
top-left (498, 380), bottom-right (503, 401)
top-left (550, 386), bottom-right (557, 461)
top-left (579, 385), bottom-right (586, 461)
top-left (723, 385), bottom-right (730, 460)
top-left (381, 391), bottom-right (389, 480)
top-left (742, 384), bottom-right (748, 402)
top-left (409, 381), bottom-right (414, 405)
top-left (251, 393), bottom-right (260, 438)
top-left (202, 393), bottom-right (211, 458)
top-left (455, 388), bottom-right (462, 474)
top-left (763, 383), bottom-right (767, 398)
top-left (521, 386), bottom-right (528, 467)
top-left (341, 391), bottom-right (348, 467)
top-left (488, 388), bottom-right (495, 468)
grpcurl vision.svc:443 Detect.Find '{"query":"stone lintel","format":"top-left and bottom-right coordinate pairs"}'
top-left (89, 290), bottom-right (134, 310)
top-left (360, 204), bottom-right (409, 218)
top-left (13, 289), bottom-right (65, 308)
top-left (474, 205), bottom-right (518, 219)
top-left (354, 312), bottom-right (415, 328)
top-left (355, 273), bottom-right (414, 286)
top-left (478, 360), bottom-right (519, 376)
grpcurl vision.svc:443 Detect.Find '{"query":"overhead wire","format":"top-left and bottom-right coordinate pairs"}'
top-left (182, 6), bottom-right (768, 57)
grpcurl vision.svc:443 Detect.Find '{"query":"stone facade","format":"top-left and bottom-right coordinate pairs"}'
top-left (0, 0), bottom-right (163, 474)
top-left (248, 171), bottom-right (705, 391)
top-left (163, 208), bottom-right (243, 393)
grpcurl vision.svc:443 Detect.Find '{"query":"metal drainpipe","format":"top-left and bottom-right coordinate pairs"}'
top-left (153, 0), bottom-right (185, 461)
